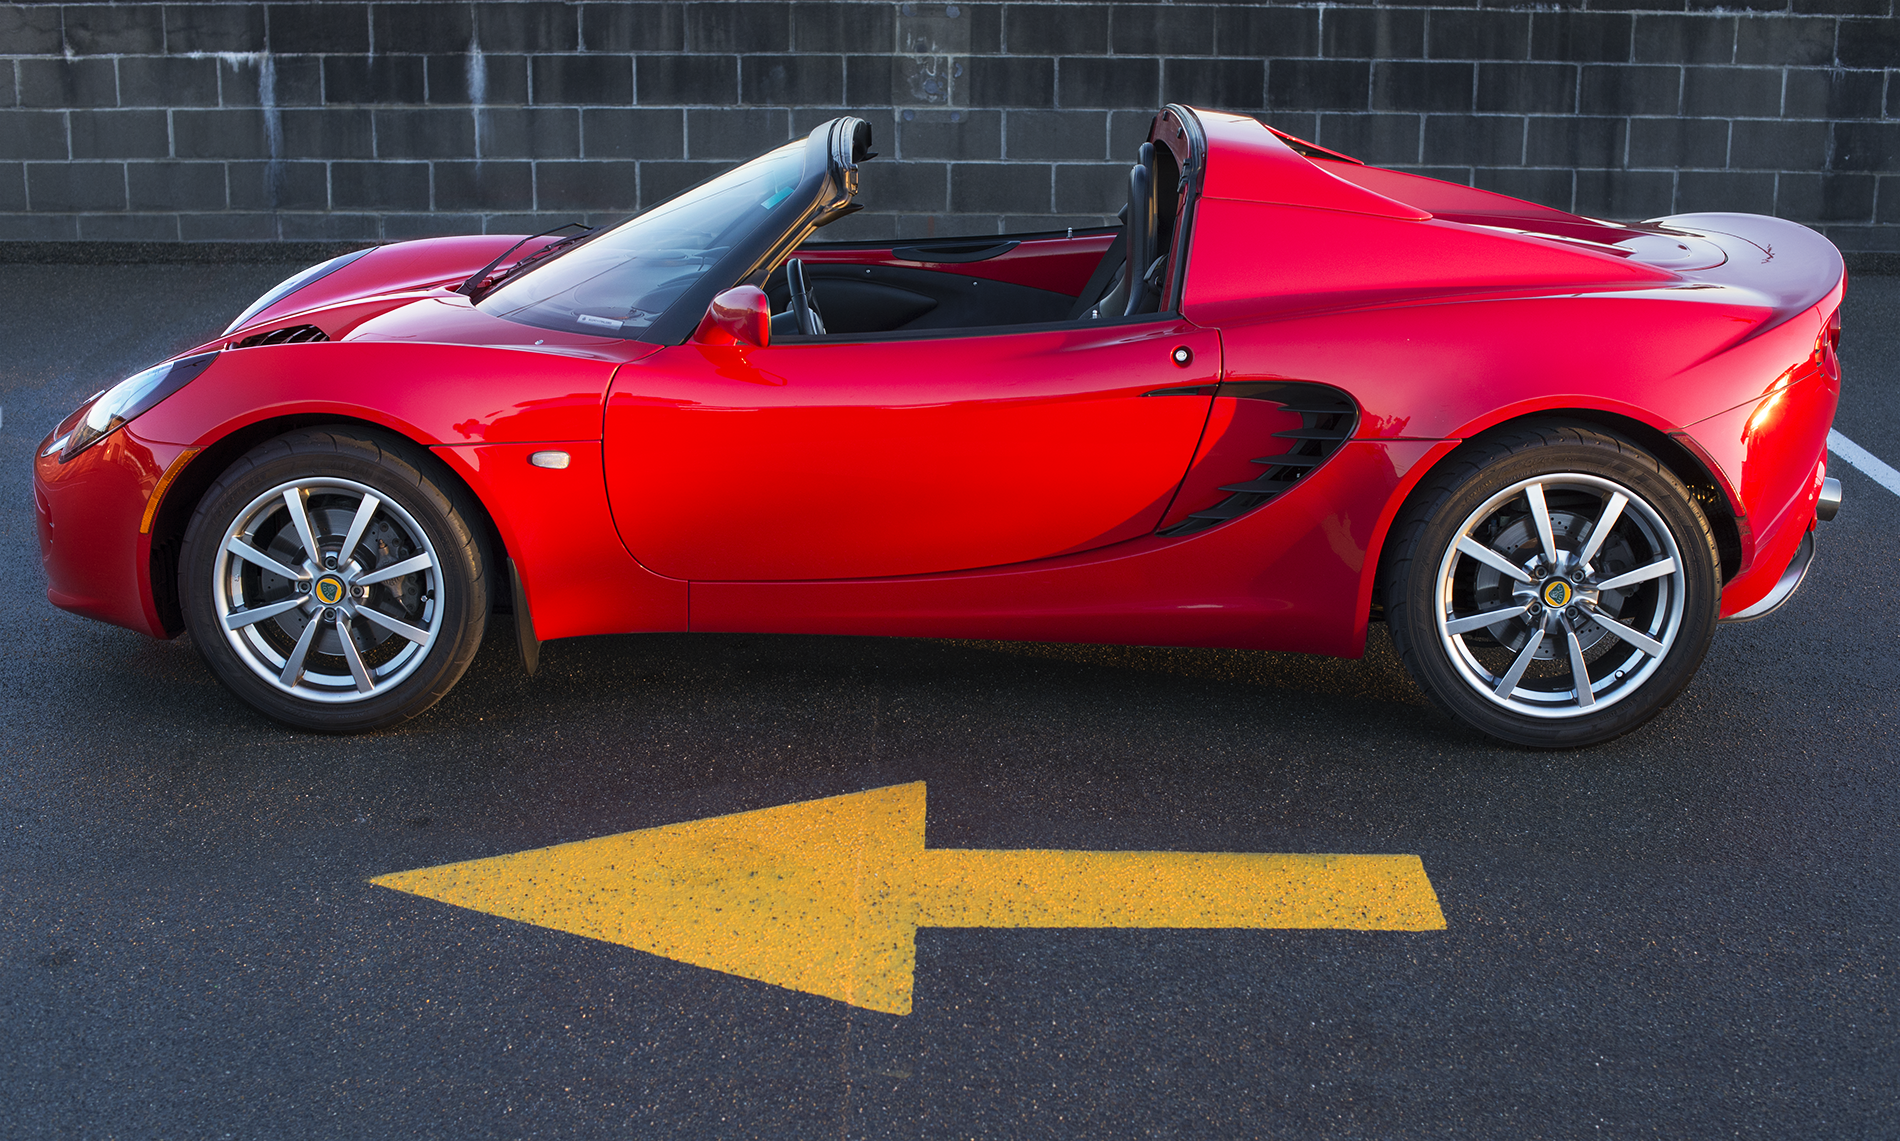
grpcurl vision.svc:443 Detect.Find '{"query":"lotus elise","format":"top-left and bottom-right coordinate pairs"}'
top-left (34, 106), bottom-right (1846, 746)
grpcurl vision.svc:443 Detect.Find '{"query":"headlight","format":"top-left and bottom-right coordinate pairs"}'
top-left (51, 352), bottom-right (219, 464)
top-left (223, 246), bottom-right (375, 335)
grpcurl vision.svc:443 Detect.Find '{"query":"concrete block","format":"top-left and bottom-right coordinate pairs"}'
top-left (70, 110), bottom-right (170, 159)
top-left (1427, 11), bottom-right (1530, 61)
top-left (127, 161), bottom-right (227, 210)
top-left (477, 107), bottom-right (581, 158)
top-left (1476, 62), bottom-right (1577, 114)
top-left (742, 54), bottom-right (845, 106)
top-left (582, 107), bottom-right (685, 159)
top-left (62, 5), bottom-right (164, 54)
top-left (227, 160), bottom-right (327, 209)
top-left (532, 54), bottom-right (635, 105)
top-left (1530, 12), bottom-right (1632, 64)
top-left (1162, 58), bottom-right (1265, 110)
top-left (267, 3), bottom-right (369, 54)
top-left (1004, 109), bottom-right (1110, 161)
top-left (685, 2), bottom-right (792, 53)
top-left (1323, 9), bottom-right (1425, 61)
top-left (433, 160), bottom-right (533, 210)
top-left (1057, 56), bottom-right (1159, 109)
top-left (0, 110), bottom-right (69, 160)
top-left (535, 159), bottom-right (639, 210)
top-left (950, 161), bottom-right (1049, 213)
top-left (638, 55), bottom-right (738, 105)
top-left (28, 162), bottom-right (126, 211)
top-left (0, 5), bottom-right (63, 55)
top-left (896, 108), bottom-right (1001, 160)
top-left (117, 57), bottom-right (220, 109)
top-left (1423, 113), bottom-right (1525, 165)
top-left (1110, 4), bottom-right (1216, 56)
top-left (17, 59), bottom-right (117, 109)
top-left (1371, 61), bottom-right (1470, 113)
top-left (323, 56), bottom-right (426, 105)
top-left (330, 160), bottom-right (431, 209)
top-left (475, 2), bottom-right (578, 52)
top-left (685, 107), bottom-right (792, 158)
top-left (1005, 5), bottom-right (1107, 55)
top-left (1628, 116), bottom-right (1729, 168)
top-left (583, 3), bottom-right (686, 52)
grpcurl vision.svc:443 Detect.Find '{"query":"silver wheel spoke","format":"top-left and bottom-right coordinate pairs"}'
top-left (223, 595), bottom-right (306, 630)
top-left (1565, 629), bottom-right (1595, 708)
top-left (1594, 557), bottom-right (1678, 593)
top-left (1445, 604), bottom-right (1531, 636)
top-left (335, 614), bottom-right (375, 693)
top-left (278, 615), bottom-right (322, 687)
top-left (228, 538), bottom-right (304, 582)
top-left (283, 487), bottom-right (322, 561)
top-left (357, 552), bottom-right (433, 586)
top-left (1456, 536), bottom-right (1534, 584)
top-left (339, 493), bottom-right (381, 564)
top-left (358, 606), bottom-right (431, 645)
top-left (1524, 483), bottom-right (1559, 564)
top-left (1583, 604), bottom-right (1667, 658)
top-left (1576, 491), bottom-right (1627, 571)
top-left (1494, 628), bottom-right (1545, 696)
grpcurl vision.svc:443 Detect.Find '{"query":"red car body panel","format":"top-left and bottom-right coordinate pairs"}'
top-left (34, 106), bottom-right (1845, 665)
top-left (603, 323), bottom-right (1222, 581)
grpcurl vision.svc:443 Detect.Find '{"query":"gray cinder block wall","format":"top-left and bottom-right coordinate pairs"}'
top-left (0, 1), bottom-right (1894, 251)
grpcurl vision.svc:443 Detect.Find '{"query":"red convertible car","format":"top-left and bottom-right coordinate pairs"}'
top-left (35, 107), bottom-right (1844, 747)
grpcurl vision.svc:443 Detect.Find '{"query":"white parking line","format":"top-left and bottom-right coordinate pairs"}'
top-left (1828, 429), bottom-right (1900, 498)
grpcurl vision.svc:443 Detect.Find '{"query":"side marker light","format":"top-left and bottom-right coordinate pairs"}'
top-left (140, 446), bottom-right (204, 534)
top-left (529, 451), bottom-right (571, 470)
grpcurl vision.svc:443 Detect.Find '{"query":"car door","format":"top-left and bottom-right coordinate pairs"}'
top-left (603, 320), bottom-right (1220, 582)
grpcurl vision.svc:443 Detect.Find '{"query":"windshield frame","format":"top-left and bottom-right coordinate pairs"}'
top-left (474, 118), bottom-right (865, 345)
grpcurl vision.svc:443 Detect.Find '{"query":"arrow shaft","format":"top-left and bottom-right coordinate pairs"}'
top-left (912, 850), bottom-right (1444, 931)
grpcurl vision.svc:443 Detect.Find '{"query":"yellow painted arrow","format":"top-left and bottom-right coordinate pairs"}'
top-left (370, 782), bottom-right (1445, 1014)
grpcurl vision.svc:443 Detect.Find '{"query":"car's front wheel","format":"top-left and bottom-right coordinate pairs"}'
top-left (1384, 423), bottom-right (1721, 748)
top-left (180, 428), bottom-right (488, 732)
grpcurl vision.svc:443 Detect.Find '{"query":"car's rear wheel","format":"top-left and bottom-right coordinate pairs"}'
top-left (1384, 423), bottom-right (1721, 748)
top-left (180, 429), bottom-right (487, 732)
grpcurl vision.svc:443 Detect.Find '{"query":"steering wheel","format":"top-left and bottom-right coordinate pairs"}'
top-left (785, 257), bottom-right (826, 335)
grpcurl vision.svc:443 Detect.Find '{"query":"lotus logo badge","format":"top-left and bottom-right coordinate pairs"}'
top-left (314, 576), bottom-right (345, 606)
top-left (1542, 579), bottom-right (1573, 608)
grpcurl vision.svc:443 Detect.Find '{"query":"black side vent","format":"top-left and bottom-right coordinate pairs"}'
top-left (234, 324), bottom-right (329, 348)
top-left (1160, 381), bottom-right (1360, 537)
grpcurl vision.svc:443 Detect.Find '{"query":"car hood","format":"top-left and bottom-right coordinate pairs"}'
top-left (219, 234), bottom-right (585, 349)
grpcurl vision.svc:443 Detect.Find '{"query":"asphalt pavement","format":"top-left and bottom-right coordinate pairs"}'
top-left (2, 264), bottom-right (1896, 1140)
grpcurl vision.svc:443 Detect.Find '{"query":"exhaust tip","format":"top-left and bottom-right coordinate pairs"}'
top-left (1817, 476), bottom-right (1843, 522)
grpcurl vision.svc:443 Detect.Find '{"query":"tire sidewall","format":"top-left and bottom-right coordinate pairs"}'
top-left (180, 431), bottom-right (486, 732)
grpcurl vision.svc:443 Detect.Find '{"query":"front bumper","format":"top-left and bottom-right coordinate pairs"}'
top-left (35, 423), bottom-right (190, 639)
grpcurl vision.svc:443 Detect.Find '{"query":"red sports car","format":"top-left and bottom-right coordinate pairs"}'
top-left (34, 107), bottom-right (1844, 747)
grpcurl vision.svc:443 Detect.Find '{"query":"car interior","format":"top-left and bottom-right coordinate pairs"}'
top-left (763, 132), bottom-right (1190, 338)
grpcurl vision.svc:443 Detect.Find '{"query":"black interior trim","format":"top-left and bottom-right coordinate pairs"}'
top-left (889, 240), bottom-right (1020, 263)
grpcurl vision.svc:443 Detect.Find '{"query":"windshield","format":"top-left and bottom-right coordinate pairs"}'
top-left (477, 141), bottom-right (807, 337)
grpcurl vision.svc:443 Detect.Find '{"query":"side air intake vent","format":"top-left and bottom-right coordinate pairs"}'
top-left (234, 324), bottom-right (329, 348)
top-left (1160, 381), bottom-right (1359, 537)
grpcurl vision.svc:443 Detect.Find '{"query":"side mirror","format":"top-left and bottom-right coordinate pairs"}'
top-left (692, 285), bottom-right (771, 348)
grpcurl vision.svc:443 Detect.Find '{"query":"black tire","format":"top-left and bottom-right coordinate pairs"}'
top-left (179, 428), bottom-right (488, 732)
top-left (1383, 422), bottom-right (1721, 748)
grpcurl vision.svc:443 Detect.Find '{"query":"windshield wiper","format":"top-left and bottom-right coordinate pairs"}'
top-left (453, 222), bottom-right (594, 299)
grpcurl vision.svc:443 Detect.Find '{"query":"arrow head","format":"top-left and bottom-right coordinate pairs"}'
top-left (372, 782), bottom-right (930, 1014)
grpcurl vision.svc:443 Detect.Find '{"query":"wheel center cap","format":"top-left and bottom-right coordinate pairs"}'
top-left (1541, 578), bottom-right (1574, 609)
top-left (314, 575), bottom-right (346, 606)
